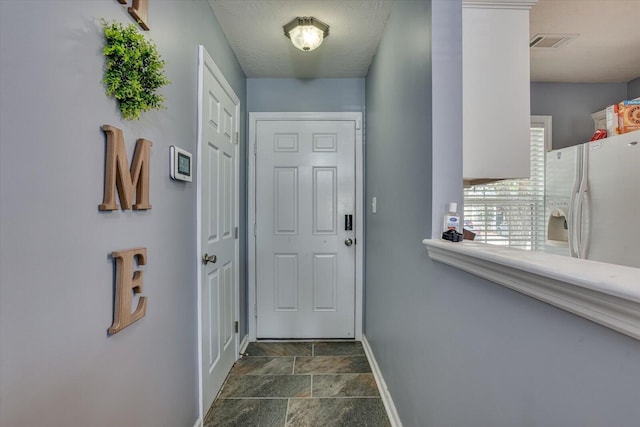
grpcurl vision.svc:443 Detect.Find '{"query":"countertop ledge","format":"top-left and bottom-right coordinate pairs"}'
top-left (423, 239), bottom-right (640, 341)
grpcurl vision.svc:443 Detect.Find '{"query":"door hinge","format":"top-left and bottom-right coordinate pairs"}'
top-left (235, 131), bottom-right (239, 144)
top-left (234, 226), bottom-right (239, 239)
top-left (234, 321), bottom-right (239, 333)
top-left (253, 222), bottom-right (257, 236)
top-left (254, 143), bottom-right (257, 155)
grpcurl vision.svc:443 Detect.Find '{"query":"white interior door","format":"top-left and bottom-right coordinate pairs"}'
top-left (255, 119), bottom-right (356, 339)
top-left (197, 46), bottom-right (239, 414)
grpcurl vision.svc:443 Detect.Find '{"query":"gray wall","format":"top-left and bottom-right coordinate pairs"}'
top-left (247, 78), bottom-right (365, 112)
top-left (430, 0), bottom-right (463, 237)
top-left (0, 2), bottom-right (246, 427)
top-left (246, 76), bottom-right (365, 327)
top-left (628, 76), bottom-right (640, 99)
top-left (530, 82), bottom-right (627, 149)
top-left (365, 1), bottom-right (640, 426)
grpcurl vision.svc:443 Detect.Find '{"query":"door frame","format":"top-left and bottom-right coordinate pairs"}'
top-left (248, 112), bottom-right (364, 341)
top-left (196, 45), bottom-right (240, 420)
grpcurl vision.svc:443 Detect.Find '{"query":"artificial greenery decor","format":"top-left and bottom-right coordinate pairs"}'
top-left (101, 20), bottom-right (170, 120)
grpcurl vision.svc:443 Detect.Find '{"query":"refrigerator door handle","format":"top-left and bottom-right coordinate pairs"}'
top-left (574, 144), bottom-right (589, 259)
top-left (568, 187), bottom-right (578, 258)
top-left (576, 144), bottom-right (590, 259)
top-left (568, 147), bottom-right (583, 258)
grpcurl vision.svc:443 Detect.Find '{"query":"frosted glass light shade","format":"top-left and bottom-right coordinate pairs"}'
top-left (283, 17), bottom-right (329, 52)
top-left (288, 25), bottom-right (324, 51)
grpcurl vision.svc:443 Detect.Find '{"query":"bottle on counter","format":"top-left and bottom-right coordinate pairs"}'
top-left (443, 202), bottom-right (460, 233)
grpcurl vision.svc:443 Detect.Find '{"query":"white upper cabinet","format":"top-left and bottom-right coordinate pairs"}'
top-left (463, 0), bottom-right (537, 185)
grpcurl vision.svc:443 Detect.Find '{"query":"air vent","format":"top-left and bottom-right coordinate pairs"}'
top-left (530, 33), bottom-right (578, 48)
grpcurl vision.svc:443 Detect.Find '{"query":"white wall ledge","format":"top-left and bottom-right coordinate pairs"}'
top-left (423, 239), bottom-right (640, 341)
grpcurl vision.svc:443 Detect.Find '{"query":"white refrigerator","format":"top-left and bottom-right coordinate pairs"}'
top-left (544, 130), bottom-right (640, 268)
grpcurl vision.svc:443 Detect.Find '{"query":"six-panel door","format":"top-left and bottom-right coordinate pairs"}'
top-left (255, 120), bottom-right (356, 338)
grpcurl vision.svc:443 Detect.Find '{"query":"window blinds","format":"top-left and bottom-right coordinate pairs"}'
top-left (463, 126), bottom-right (546, 250)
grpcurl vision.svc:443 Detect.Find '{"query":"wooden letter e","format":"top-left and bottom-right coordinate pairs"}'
top-left (108, 248), bottom-right (148, 335)
top-left (99, 125), bottom-right (152, 211)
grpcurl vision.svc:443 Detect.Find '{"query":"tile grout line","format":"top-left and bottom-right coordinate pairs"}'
top-left (220, 396), bottom-right (383, 400)
top-left (285, 397), bottom-right (290, 427)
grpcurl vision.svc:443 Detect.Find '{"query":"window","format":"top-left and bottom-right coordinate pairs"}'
top-left (463, 117), bottom-right (549, 250)
top-left (428, 110), bottom-right (640, 342)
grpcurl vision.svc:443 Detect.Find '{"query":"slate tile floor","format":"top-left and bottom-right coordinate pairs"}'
top-left (204, 341), bottom-right (392, 427)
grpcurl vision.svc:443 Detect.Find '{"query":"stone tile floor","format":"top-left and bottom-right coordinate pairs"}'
top-left (204, 341), bottom-right (392, 427)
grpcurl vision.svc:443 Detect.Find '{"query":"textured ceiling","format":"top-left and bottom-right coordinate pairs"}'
top-left (209, 0), bottom-right (640, 83)
top-left (530, 0), bottom-right (640, 83)
top-left (208, 0), bottom-right (394, 78)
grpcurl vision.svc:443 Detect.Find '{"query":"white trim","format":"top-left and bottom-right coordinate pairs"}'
top-left (423, 239), bottom-right (640, 340)
top-left (362, 336), bottom-right (403, 427)
top-left (531, 115), bottom-right (552, 152)
top-left (248, 112), bottom-right (364, 341)
top-left (354, 113), bottom-right (364, 342)
top-left (196, 45), bottom-right (204, 424)
top-left (462, 0), bottom-right (538, 10)
top-left (192, 419), bottom-right (203, 427)
top-left (196, 45), bottom-right (241, 422)
top-left (239, 333), bottom-right (250, 355)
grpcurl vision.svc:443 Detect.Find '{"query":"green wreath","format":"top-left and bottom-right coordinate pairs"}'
top-left (101, 20), bottom-right (170, 120)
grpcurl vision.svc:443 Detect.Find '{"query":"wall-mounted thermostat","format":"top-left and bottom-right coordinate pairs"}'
top-left (170, 146), bottom-right (192, 182)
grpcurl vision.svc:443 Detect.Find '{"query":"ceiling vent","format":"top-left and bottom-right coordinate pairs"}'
top-left (529, 33), bottom-right (578, 48)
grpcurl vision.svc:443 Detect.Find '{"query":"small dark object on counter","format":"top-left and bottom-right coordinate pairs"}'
top-left (442, 229), bottom-right (464, 242)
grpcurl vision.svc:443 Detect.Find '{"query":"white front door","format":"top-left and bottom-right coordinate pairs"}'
top-left (197, 46), bottom-right (239, 414)
top-left (255, 119), bottom-right (356, 338)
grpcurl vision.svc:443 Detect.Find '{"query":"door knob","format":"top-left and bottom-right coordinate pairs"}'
top-left (202, 253), bottom-right (217, 265)
top-left (344, 238), bottom-right (353, 247)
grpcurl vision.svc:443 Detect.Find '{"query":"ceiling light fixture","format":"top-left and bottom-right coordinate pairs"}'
top-left (283, 17), bottom-right (329, 52)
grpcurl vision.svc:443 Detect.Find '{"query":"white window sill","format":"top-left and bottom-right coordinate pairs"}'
top-left (423, 239), bottom-right (640, 341)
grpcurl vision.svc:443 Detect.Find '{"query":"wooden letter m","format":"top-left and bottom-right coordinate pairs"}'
top-left (99, 125), bottom-right (152, 211)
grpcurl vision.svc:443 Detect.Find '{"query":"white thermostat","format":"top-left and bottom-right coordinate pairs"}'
top-left (170, 146), bottom-right (192, 182)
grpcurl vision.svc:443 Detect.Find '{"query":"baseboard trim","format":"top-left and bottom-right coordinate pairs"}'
top-left (362, 336), bottom-right (403, 427)
top-left (239, 334), bottom-right (249, 355)
top-left (193, 418), bottom-right (203, 427)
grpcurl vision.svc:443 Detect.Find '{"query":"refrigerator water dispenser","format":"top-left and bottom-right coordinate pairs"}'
top-left (547, 208), bottom-right (568, 246)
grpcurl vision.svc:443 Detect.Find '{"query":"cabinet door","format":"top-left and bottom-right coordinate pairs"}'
top-left (463, 4), bottom-right (532, 184)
